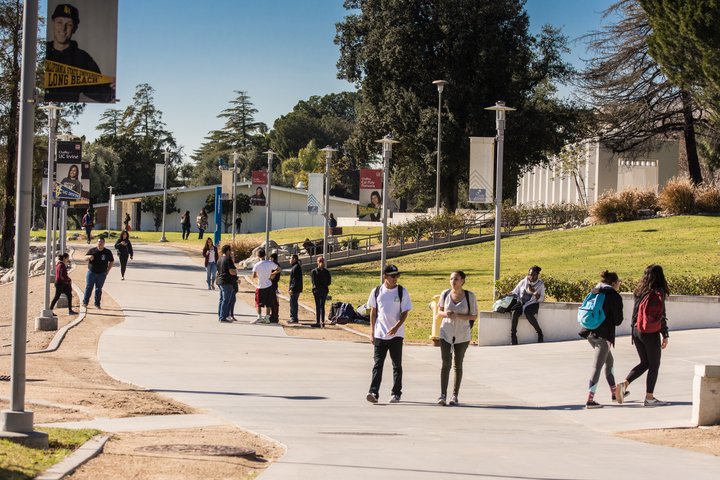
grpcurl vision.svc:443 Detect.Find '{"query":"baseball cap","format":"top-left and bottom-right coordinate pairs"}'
top-left (383, 264), bottom-right (400, 276)
top-left (52, 4), bottom-right (80, 26)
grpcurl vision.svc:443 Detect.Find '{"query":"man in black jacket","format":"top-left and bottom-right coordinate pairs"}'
top-left (288, 254), bottom-right (303, 324)
top-left (310, 257), bottom-right (331, 328)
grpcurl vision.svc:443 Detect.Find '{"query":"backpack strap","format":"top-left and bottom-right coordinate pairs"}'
top-left (375, 284), bottom-right (405, 305)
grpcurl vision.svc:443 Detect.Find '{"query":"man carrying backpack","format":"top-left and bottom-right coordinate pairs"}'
top-left (366, 264), bottom-right (413, 404)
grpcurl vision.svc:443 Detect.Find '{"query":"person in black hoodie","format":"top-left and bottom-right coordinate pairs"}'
top-left (288, 254), bottom-right (303, 324)
top-left (114, 230), bottom-right (134, 280)
top-left (310, 257), bottom-right (331, 327)
top-left (580, 270), bottom-right (624, 409)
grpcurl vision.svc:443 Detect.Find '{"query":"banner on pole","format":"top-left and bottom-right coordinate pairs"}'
top-left (358, 169), bottom-right (382, 221)
top-left (110, 193), bottom-right (116, 211)
top-left (307, 173), bottom-right (323, 215)
top-left (468, 137), bottom-right (495, 203)
top-left (44, 0), bottom-right (118, 103)
top-left (250, 170), bottom-right (267, 206)
top-left (55, 141), bottom-right (83, 201)
top-left (221, 169), bottom-right (233, 200)
top-left (154, 164), bottom-right (164, 189)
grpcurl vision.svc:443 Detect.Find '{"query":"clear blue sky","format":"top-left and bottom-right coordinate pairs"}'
top-left (59, 0), bottom-right (617, 158)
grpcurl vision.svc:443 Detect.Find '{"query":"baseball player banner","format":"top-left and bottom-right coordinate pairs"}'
top-left (44, 0), bottom-right (118, 103)
top-left (468, 137), bottom-right (495, 203)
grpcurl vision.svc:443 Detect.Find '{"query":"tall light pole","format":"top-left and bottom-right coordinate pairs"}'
top-left (1, 0), bottom-right (49, 448)
top-left (374, 135), bottom-right (399, 284)
top-left (159, 150), bottom-right (170, 242)
top-left (231, 151), bottom-right (238, 240)
top-left (320, 146), bottom-right (337, 264)
top-left (485, 101), bottom-right (515, 297)
top-left (107, 185), bottom-right (113, 234)
top-left (433, 80), bottom-right (447, 216)
top-left (263, 150), bottom-right (275, 252)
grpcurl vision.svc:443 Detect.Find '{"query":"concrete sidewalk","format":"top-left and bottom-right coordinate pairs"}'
top-left (88, 243), bottom-right (720, 479)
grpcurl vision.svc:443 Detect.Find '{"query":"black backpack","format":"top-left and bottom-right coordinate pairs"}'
top-left (439, 289), bottom-right (474, 328)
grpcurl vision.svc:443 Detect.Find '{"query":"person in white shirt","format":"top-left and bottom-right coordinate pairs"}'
top-left (366, 264), bottom-right (413, 404)
top-left (510, 265), bottom-right (545, 344)
top-left (436, 271), bottom-right (478, 406)
top-left (251, 249), bottom-right (281, 324)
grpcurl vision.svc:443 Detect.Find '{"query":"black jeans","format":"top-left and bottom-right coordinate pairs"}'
top-left (84, 226), bottom-right (92, 243)
top-left (510, 303), bottom-right (543, 343)
top-left (626, 329), bottom-right (662, 394)
top-left (440, 340), bottom-right (470, 396)
top-left (182, 225), bottom-right (190, 239)
top-left (313, 292), bottom-right (327, 325)
top-left (119, 253), bottom-right (129, 277)
top-left (50, 282), bottom-right (73, 312)
top-left (198, 229), bottom-right (204, 239)
top-left (369, 336), bottom-right (403, 397)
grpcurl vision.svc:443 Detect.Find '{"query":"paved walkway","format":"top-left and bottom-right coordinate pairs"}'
top-left (87, 244), bottom-right (720, 479)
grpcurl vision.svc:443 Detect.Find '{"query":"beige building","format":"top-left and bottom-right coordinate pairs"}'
top-left (516, 140), bottom-right (679, 206)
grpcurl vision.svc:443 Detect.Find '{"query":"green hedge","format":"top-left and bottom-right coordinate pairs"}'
top-left (495, 274), bottom-right (720, 302)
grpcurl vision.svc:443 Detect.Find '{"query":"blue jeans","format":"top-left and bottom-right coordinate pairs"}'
top-left (289, 291), bottom-right (300, 321)
top-left (83, 270), bottom-right (107, 306)
top-left (206, 262), bottom-right (217, 288)
top-left (218, 284), bottom-right (234, 320)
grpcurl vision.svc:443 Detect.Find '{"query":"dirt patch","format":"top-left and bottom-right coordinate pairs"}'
top-left (0, 247), bottom-right (282, 478)
top-left (68, 425), bottom-right (285, 480)
top-left (618, 425), bottom-right (720, 457)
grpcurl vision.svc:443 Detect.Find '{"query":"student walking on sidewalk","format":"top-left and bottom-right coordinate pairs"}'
top-left (82, 237), bottom-right (114, 309)
top-left (202, 238), bottom-right (219, 290)
top-left (616, 264), bottom-right (671, 407)
top-left (366, 264), bottom-right (412, 404)
top-left (216, 244), bottom-right (236, 322)
top-left (436, 271), bottom-right (477, 406)
top-left (114, 230), bottom-right (134, 280)
top-left (50, 253), bottom-right (76, 314)
top-left (579, 270), bottom-right (624, 409)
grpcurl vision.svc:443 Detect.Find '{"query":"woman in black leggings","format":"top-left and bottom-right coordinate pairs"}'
top-left (616, 264), bottom-right (670, 407)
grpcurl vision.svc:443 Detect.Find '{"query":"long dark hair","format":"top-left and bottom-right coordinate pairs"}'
top-left (634, 264), bottom-right (670, 299)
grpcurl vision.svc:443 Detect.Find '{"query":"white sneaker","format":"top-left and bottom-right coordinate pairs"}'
top-left (389, 395), bottom-right (401, 403)
top-left (644, 397), bottom-right (668, 407)
top-left (437, 395), bottom-right (446, 406)
top-left (251, 317), bottom-right (263, 324)
top-left (615, 383), bottom-right (625, 404)
top-left (262, 315), bottom-right (271, 324)
top-left (448, 395), bottom-right (459, 406)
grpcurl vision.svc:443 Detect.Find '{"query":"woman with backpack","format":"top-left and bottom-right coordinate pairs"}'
top-left (436, 271), bottom-right (478, 406)
top-left (616, 264), bottom-right (670, 407)
top-left (579, 270), bottom-right (624, 409)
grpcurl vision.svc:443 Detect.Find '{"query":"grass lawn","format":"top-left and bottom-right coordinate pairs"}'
top-left (0, 427), bottom-right (101, 479)
top-left (307, 216), bottom-right (720, 343)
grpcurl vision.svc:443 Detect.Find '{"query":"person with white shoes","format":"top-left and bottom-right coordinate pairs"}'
top-left (366, 264), bottom-right (412, 404)
top-left (251, 249), bottom-right (281, 324)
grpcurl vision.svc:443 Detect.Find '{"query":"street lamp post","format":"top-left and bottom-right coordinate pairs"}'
top-left (231, 151), bottom-right (238, 240)
top-left (433, 80), bottom-right (447, 216)
top-left (159, 150), bottom-right (170, 242)
top-left (320, 146), bottom-right (337, 265)
top-left (374, 135), bottom-right (399, 284)
top-left (263, 150), bottom-right (275, 252)
top-left (485, 101), bottom-right (515, 298)
top-left (1, 0), bottom-right (49, 448)
top-left (40, 105), bottom-right (60, 322)
top-left (107, 185), bottom-right (113, 234)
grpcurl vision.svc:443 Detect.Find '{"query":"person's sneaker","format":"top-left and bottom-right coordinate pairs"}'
top-left (82, 303), bottom-right (88, 308)
top-left (310, 323), bottom-right (321, 328)
top-left (94, 304), bottom-right (101, 309)
top-left (644, 397), bottom-right (668, 407)
top-left (615, 383), bottom-right (625, 404)
top-left (437, 395), bottom-right (446, 406)
top-left (288, 319), bottom-right (299, 324)
top-left (448, 395), bottom-right (459, 406)
top-left (389, 395), bottom-right (401, 403)
top-left (366, 392), bottom-right (378, 404)
top-left (68, 310), bottom-right (77, 315)
top-left (585, 400), bottom-right (603, 409)
top-left (251, 317), bottom-right (263, 324)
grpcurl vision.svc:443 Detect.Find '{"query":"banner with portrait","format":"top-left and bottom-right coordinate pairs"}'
top-left (468, 137), bottom-right (495, 204)
top-left (154, 164), bottom-right (165, 190)
top-left (250, 170), bottom-right (267, 206)
top-left (44, 0), bottom-right (118, 103)
top-left (55, 141), bottom-right (90, 206)
top-left (307, 173), bottom-right (323, 215)
top-left (358, 169), bottom-right (382, 221)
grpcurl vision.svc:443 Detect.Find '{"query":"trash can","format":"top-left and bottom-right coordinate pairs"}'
top-left (429, 294), bottom-right (442, 346)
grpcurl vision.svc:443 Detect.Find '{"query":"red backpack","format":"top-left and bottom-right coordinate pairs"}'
top-left (636, 290), bottom-right (664, 333)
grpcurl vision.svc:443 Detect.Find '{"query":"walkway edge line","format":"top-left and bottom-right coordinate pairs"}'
top-left (34, 433), bottom-right (110, 480)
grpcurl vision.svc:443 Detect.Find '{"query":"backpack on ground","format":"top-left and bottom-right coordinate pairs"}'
top-left (334, 302), bottom-right (355, 325)
top-left (578, 291), bottom-right (606, 330)
top-left (439, 289), bottom-right (475, 328)
top-left (492, 294), bottom-right (518, 313)
top-left (636, 290), bottom-right (664, 333)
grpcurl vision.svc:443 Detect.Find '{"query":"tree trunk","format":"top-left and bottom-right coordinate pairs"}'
top-left (681, 90), bottom-right (703, 185)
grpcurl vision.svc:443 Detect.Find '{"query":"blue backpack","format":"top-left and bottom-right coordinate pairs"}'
top-left (578, 292), bottom-right (606, 330)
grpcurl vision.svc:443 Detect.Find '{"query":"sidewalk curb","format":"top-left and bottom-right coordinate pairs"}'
top-left (31, 283), bottom-right (87, 355)
top-left (34, 433), bottom-right (110, 480)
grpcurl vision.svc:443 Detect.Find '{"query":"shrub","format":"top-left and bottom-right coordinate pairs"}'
top-left (591, 191), bottom-right (634, 223)
top-left (695, 183), bottom-right (720, 213)
top-left (230, 237), bottom-right (261, 261)
top-left (658, 176), bottom-right (696, 214)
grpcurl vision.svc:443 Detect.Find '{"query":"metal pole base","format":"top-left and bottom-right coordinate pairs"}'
top-left (35, 312), bottom-right (58, 331)
top-left (0, 410), bottom-right (49, 449)
top-left (159, 236), bottom-right (168, 243)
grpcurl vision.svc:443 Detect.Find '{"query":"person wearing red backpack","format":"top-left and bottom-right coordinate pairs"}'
top-left (616, 264), bottom-right (670, 407)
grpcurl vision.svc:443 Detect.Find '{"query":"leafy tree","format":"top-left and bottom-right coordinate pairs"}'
top-left (85, 143), bottom-right (120, 204)
top-left (335, 0), bottom-right (585, 211)
top-left (578, 0), bottom-right (704, 184)
top-left (205, 193), bottom-right (252, 232)
top-left (140, 194), bottom-right (180, 231)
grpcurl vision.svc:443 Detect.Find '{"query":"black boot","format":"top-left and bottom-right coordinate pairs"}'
top-left (537, 332), bottom-right (544, 343)
top-left (511, 334), bottom-right (518, 345)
